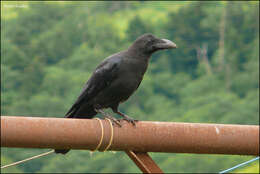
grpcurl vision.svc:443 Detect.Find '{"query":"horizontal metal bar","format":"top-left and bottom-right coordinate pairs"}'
top-left (1, 116), bottom-right (259, 155)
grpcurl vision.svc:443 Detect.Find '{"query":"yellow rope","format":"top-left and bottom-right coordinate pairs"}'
top-left (1, 150), bottom-right (54, 169)
top-left (92, 118), bottom-right (104, 152)
top-left (103, 118), bottom-right (114, 151)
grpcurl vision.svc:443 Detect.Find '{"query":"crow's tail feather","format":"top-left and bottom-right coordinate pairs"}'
top-left (55, 149), bottom-right (70, 154)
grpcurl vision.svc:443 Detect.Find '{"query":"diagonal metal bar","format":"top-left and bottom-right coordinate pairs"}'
top-left (125, 151), bottom-right (163, 173)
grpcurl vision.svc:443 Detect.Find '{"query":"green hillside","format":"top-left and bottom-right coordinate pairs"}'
top-left (1, 1), bottom-right (259, 173)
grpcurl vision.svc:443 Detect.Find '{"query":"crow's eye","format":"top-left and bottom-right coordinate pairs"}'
top-left (146, 39), bottom-right (152, 45)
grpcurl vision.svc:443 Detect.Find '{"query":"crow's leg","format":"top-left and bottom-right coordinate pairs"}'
top-left (94, 108), bottom-right (121, 127)
top-left (112, 109), bottom-right (138, 126)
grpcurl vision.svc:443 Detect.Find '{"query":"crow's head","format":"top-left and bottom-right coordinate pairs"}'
top-left (129, 33), bottom-right (177, 55)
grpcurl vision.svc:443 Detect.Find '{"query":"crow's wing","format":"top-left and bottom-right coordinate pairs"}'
top-left (65, 57), bottom-right (120, 117)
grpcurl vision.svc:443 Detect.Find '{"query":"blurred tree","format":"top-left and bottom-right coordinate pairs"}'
top-left (165, 1), bottom-right (218, 76)
top-left (1, 156), bottom-right (23, 173)
top-left (1, 41), bottom-right (28, 70)
top-left (126, 15), bottom-right (153, 42)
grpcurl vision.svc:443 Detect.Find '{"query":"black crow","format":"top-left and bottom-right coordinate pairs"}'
top-left (55, 33), bottom-right (177, 154)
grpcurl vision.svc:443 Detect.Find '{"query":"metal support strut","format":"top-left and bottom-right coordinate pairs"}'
top-left (126, 151), bottom-right (163, 173)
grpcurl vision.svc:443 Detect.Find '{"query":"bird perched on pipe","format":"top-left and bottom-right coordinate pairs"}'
top-left (55, 33), bottom-right (177, 154)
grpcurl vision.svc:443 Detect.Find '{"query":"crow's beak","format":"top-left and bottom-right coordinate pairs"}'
top-left (160, 39), bottom-right (177, 49)
top-left (154, 38), bottom-right (177, 50)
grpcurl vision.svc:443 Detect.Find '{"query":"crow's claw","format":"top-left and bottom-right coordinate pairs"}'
top-left (121, 116), bottom-right (138, 126)
top-left (95, 108), bottom-right (122, 127)
top-left (105, 115), bottom-right (122, 127)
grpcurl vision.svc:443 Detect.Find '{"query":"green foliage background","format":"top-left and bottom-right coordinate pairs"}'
top-left (1, 1), bottom-right (259, 173)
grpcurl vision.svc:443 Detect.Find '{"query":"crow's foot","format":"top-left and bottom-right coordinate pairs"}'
top-left (95, 108), bottom-right (122, 127)
top-left (112, 109), bottom-right (138, 126)
top-left (120, 115), bottom-right (138, 126)
top-left (104, 115), bottom-right (122, 127)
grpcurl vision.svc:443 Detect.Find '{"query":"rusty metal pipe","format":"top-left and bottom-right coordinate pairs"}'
top-left (1, 116), bottom-right (259, 155)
